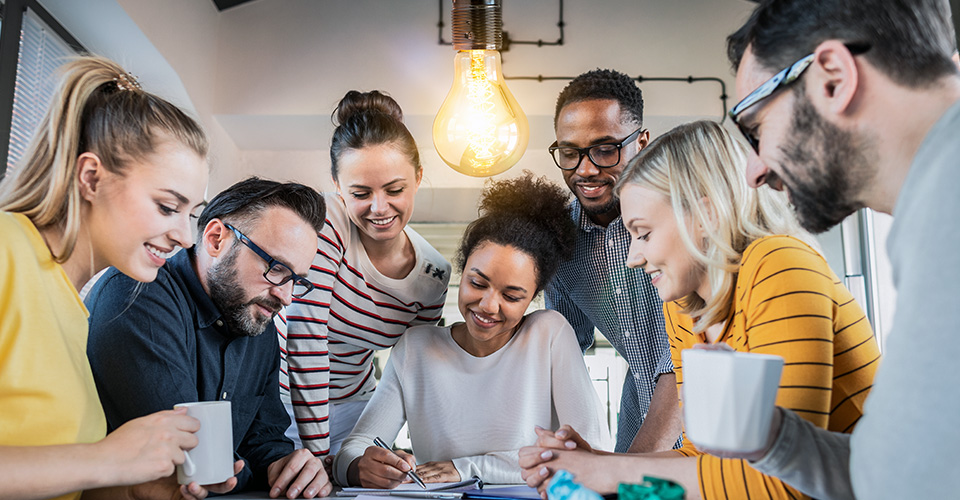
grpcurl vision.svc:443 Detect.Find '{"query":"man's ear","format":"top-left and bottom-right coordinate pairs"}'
top-left (76, 152), bottom-right (105, 202)
top-left (807, 40), bottom-right (861, 116)
top-left (202, 219), bottom-right (231, 257)
top-left (635, 129), bottom-right (651, 152)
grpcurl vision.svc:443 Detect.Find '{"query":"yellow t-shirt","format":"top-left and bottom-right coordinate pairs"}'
top-left (0, 212), bottom-right (106, 500)
top-left (670, 235), bottom-right (881, 500)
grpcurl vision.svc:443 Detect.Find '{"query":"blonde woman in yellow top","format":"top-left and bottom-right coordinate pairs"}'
top-left (0, 56), bottom-right (223, 500)
top-left (519, 120), bottom-right (880, 500)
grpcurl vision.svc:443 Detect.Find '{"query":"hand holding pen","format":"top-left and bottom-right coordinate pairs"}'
top-left (373, 437), bottom-right (426, 488)
top-left (351, 436), bottom-right (426, 489)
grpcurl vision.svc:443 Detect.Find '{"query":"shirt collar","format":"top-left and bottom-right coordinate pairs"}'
top-left (571, 198), bottom-right (623, 233)
top-left (167, 247), bottom-right (223, 329)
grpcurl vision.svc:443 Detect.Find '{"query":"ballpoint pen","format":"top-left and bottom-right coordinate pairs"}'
top-left (373, 436), bottom-right (427, 489)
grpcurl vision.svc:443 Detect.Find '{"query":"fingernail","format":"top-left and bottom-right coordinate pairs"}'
top-left (534, 425), bottom-right (544, 431)
top-left (271, 487), bottom-right (280, 496)
top-left (539, 467), bottom-right (548, 477)
top-left (540, 450), bottom-right (552, 460)
top-left (556, 430), bottom-right (567, 438)
top-left (307, 487), bottom-right (317, 497)
top-left (565, 441), bottom-right (576, 449)
top-left (290, 487), bottom-right (300, 497)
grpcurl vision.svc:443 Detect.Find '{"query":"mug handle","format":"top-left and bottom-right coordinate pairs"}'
top-left (182, 450), bottom-right (196, 477)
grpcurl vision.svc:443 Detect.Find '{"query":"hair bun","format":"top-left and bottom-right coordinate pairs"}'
top-left (333, 90), bottom-right (403, 126)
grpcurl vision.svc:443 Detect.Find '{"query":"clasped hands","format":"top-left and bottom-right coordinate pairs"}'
top-left (519, 426), bottom-right (620, 498)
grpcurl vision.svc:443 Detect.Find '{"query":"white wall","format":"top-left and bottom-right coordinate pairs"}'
top-left (211, 1), bottom-right (753, 199)
top-left (41, 0), bottom-right (242, 195)
top-left (113, 0), bottom-right (244, 194)
top-left (42, 0), bottom-right (755, 217)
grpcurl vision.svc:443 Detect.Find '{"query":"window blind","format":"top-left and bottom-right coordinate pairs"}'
top-left (6, 7), bottom-right (75, 176)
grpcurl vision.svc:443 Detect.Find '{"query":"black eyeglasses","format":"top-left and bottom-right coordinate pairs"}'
top-left (730, 43), bottom-right (870, 153)
top-left (224, 223), bottom-right (315, 299)
top-left (549, 127), bottom-right (645, 171)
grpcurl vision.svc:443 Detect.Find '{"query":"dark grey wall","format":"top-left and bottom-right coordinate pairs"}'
top-left (953, 0), bottom-right (960, 51)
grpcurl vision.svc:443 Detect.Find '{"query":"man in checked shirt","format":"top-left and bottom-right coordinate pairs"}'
top-left (544, 69), bottom-right (682, 453)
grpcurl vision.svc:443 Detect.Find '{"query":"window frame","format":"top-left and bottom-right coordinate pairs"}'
top-left (0, 0), bottom-right (84, 184)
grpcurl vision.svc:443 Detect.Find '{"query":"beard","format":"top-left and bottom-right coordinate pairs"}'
top-left (777, 95), bottom-right (873, 234)
top-left (207, 246), bottom-right (282, 337)
top-left (570, 175), bottom-right (620, 217)
top-left (581, 193), bottom-right (620, 218)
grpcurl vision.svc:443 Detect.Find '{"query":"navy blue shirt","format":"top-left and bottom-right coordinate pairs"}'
top-left (86, 249), bottom-right (292, 491)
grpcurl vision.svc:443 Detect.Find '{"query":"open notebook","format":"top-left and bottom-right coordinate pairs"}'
top-left (338, 476), bottom-right (484, 497)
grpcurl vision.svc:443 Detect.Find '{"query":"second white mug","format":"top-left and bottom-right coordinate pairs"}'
top-left (174, 401), bottom-right (234, 485)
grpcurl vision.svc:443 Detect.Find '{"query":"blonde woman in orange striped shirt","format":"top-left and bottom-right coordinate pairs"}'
top-left (519, 120), bottom-right (880, 500)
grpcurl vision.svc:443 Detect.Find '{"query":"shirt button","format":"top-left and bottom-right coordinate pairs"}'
top-left (624, 332), bottom-right (631, 338)
top-left (216, 320), bottom-right (224, 327)
top-left (608, 239), bottom-right (615, 248)
top-left (615, 288), bottom-right (622, 295)
top-left (221, 392), bottom-right (228, 400)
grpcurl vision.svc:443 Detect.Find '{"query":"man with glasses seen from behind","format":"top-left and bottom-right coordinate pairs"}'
top-left (86, 177), bottom-right (333, 499)
top-left (545, 69), bottom-right (682, 453)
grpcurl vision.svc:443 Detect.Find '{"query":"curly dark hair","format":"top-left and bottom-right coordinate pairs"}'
top-left (455, 172), bottom-right (576, 292)
top-left (554, 69), bottom-right (644, 128)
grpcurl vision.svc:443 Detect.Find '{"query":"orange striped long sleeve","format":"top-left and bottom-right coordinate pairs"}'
top-left (670, 235), bottom-right (880, 500)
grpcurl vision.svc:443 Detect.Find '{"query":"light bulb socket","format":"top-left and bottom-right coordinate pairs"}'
top-left (451, 0), bottom-right (502, 51)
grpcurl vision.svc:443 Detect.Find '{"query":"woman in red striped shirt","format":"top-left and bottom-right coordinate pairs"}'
top-left (282, 90), bottom-right (451, 458)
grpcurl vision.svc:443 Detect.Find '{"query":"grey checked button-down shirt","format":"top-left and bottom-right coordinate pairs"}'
top-left (546, 200), bottom-right (675, 452)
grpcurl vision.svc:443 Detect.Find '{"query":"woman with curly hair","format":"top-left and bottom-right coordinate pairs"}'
top-left (332, 172), bottom-right (613, 487)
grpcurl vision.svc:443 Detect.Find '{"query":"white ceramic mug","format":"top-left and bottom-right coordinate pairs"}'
top-left (174, 401), bottom-right (234, 485)
top-left (681, 349), bottom-right (784, 452)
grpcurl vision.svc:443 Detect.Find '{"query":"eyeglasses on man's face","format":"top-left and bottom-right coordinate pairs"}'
top-left (224, 223), bottom-right (315, 299)
top-left (549, 127), bottom-right (645, 171)
top-left (730, 43), bottom-right (870, 153)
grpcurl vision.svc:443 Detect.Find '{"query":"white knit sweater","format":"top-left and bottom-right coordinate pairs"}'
top-left (333, 309), bottom-right (613, 485)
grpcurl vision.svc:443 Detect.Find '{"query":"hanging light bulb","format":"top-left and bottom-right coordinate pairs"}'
top-left (433, 0), bottom-right (529, 177)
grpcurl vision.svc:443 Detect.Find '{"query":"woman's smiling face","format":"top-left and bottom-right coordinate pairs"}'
top-left (620, 183), bottom-right (707, 303)
top-left (335, 143), bottom-right (420, 244)
top-left (456, 241), bottom-right (538, 357)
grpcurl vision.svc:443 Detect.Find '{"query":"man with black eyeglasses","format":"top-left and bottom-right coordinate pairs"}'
top-left (542, 69), bottom-right (682, 454)
top-left (86, 177), bottom-right (333, 499)
top-left (718, 1), bottom-right (960, 499)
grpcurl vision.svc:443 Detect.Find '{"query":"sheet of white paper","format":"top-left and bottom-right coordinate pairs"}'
top-left (338, 477), bottom-right (482, 496)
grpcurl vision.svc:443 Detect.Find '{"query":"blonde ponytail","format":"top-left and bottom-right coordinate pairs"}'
top-left (0, 55), bottom-right (207, 262)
